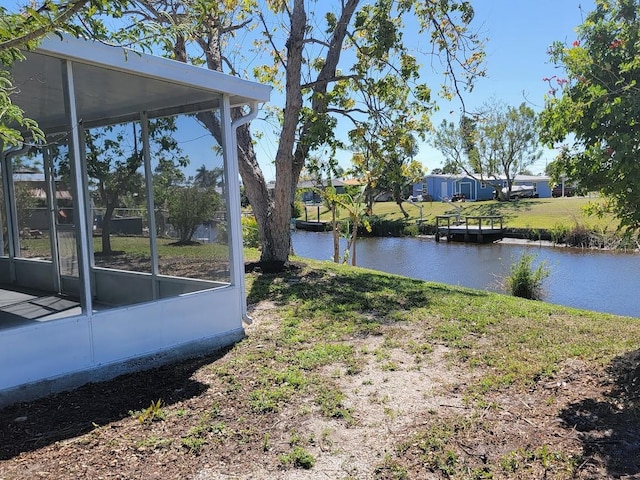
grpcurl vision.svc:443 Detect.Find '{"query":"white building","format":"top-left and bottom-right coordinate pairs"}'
top-left (0, 36), bottom-right (270, 406)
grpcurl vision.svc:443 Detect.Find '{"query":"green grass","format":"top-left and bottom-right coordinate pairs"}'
top-left (18, 235), bottom-right (234, 261)
top-left (245, 258), bottom-right (640, 391)
top-left (6, 243), bottom-right (637, 477)
top-left (302, 196), bottom-right (617, 230)
top-left (240, 258), bottom-right (640, 476)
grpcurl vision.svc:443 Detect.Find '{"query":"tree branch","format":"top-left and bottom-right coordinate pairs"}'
top-left (0, 0), bottom-right (91, 52)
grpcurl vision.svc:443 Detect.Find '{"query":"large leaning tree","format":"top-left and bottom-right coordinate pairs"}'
top-left (539, 0), bottom-right (640, 230)
top-left (112, 0), bottom-right (484, 269)
top-left (433, 101), bottom-right (541, 200)
top-left (2, 0), bottom-right (485, 269)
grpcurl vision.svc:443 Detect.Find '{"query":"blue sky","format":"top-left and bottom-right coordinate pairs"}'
top-left (418, 0), bottom-right (591, 174)
top-left (253, 0), bottom-right (593, 180)
top-left (2, 0), bottom-right (593, 180)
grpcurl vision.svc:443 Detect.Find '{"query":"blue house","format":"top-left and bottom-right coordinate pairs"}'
top-left (413, 174), bottom-right (552, 201)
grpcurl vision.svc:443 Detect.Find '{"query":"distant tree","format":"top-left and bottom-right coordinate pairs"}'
top-left (349, 122), bottom-right (425, 218)
top-left (167, 186), bottom-right (220, 244)
top-left (539, 0), bottom-right (640, 229)
top-left (152, 158), bottom-right (186, 237)
top-left (441, 162), bottom-right (462, 174)
top-left (349, 135), bottom-right (384, 215)
top-left (194, 165), bottom-right (223, 188)
top-left (84, 118), bottom-right (187, 254)
top-left (544, 155), bottom-right (576, 190)
top-left (433, 101), bottom-right (541, 200)
top-left (323, 185), bottom-right (370, 266)
top-left (373, 134), bottom-right (424, 218)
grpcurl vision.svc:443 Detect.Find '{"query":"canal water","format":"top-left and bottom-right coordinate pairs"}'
top-left (291, 231), bottom-right (640, 318)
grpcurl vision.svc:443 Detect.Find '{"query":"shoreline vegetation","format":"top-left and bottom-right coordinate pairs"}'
top-left (294, 196), bottom-right (640, 251)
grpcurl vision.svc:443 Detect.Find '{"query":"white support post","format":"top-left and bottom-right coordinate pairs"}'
top-left (42, 147), bottom-right (61, 293)
top-left (220, 96), bottom-right (248, 322)
top-left (61, 59), bottom-right (93, 316)
top-left (140, 112), bottom-right (159, 299)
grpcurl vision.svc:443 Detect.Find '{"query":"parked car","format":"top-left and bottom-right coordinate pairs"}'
top-left (552, 185), bottom-right (575, 197)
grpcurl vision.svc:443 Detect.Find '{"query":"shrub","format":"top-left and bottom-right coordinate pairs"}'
top-left (279, 446), bottom-right (315, 469)
top-left (242, 215), bottom-right (260, 248)
top-left (402, 224), bottom-right (419, 237)
top-left (291, 200), bottom-right (303, 219)
top-left (550, 223), bottom-right (570, 244)
top-left (504, 252), bottom-right (550, 300)
top-left (565, 223), bottom-right (593, 248)
top-left (360, 215), bottom-right (408, 236)
top-left (167, 186), bottom-right (220, 243)
top-left (418, 222), bottom-right (437, 235)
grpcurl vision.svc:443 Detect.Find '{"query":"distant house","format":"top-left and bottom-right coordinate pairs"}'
top-left (413, 174), bottom-right (552, 201)
top-left (296, 178), bottom-right (362, 204)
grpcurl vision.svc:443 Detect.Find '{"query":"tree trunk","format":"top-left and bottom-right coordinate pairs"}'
top-left (101, 203), bottom-right (116, 255)
top-left (396, 200), bottom-right (409, 218)
top-left (350, 221), bottom-right (358, 266)
top-left (173, 0), bottom-right (359, 269)
top-left (393, 186), bottom-right (409, 218)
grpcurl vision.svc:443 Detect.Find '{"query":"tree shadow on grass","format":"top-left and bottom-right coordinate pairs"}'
top-left (461, 199), bottom-right (534, 218)
top-left (246, 261), bottom-right (489, 325)
top-left (0, 348), bottom-right (231, 460)
top-left (558, 349), bottom-right (640, 477)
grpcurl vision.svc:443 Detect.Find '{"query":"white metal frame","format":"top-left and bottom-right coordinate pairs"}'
top-left (0, 36), bottom-right (270, 406)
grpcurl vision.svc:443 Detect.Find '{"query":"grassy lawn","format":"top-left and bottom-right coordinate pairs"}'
top-left (301, 196), bottom-right (618, 230)
top-left (3, 256), bottom-right (638, 478)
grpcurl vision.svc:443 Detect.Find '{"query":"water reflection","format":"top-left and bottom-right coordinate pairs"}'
top-left (291, 231), bottom-right (640, 318)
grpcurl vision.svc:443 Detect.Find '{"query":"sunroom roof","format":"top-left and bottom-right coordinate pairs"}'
top-left (8, 35), bottom-right (271, 135)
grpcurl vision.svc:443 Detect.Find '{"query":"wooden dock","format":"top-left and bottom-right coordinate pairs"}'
top-left (435, 215), bottom-right (504, 244)
top-left (295, 220), bottom-right (330, 232)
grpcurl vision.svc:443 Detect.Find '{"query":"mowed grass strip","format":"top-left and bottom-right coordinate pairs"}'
top-left (302, 196), bottom-right (616, 230)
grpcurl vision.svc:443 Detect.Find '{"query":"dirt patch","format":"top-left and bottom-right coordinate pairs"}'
top-left (1, 292), bottom-right (639, 478)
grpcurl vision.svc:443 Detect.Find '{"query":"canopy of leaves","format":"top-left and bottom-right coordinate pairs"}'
top-left (167, 186), bottom-right (221, 243)
top-left (539, 0), bottom-right (640, 229)
top-left (433, 101), bottom-right (541, 196)
top-left (2, 0), bottom-right (486, 266)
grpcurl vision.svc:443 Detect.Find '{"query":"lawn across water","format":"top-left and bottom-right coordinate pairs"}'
top-left (301, 196), bottom-right (618, 231)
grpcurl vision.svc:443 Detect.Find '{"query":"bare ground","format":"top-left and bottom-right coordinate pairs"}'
top-left (1, 281), bottom-right (640, 479)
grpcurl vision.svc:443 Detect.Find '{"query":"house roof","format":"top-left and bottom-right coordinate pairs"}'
top-left (7, 35), bottom-right (272, 135)
top-left (425, 173), bottom-right (550, 182)
top-left (30, 188), bottom-right (72, 201)
top-left (296, 178), bottom-right (362, 189)
top-left (297, 179), bottom-right (346, 189)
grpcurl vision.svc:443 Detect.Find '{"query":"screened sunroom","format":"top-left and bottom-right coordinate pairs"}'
top-left (0, 36), bottom-right (270, 405)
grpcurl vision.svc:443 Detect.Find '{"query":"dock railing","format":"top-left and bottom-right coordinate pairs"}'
top-left (435, 215), bottom-right (504, 243)
top-left (464, 215), bottom-right (503, 232)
